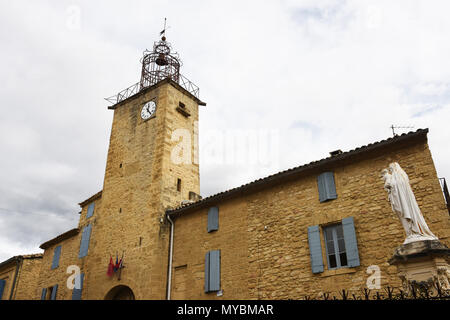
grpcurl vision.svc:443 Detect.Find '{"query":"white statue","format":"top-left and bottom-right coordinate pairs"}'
top-left (382, 162), bottom-right (438, 244)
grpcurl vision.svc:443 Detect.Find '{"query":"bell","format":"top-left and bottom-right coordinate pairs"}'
top-left (156, 53), bottom-right (168, 66)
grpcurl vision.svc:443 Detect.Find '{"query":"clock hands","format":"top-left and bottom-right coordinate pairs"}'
top-left (141, 101), bottom-right (156, 120)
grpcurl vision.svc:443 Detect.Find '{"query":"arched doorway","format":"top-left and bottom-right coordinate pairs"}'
top-left (105, 285), bottom-right (135, 300)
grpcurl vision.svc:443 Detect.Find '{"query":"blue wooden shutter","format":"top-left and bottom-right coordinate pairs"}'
top-left (0, 279), bottom-right (6, 300)
top-left (209, 250), bottom-right (221, 291)
top-left (78, 224), bottom-right (92, 258)
top-left (50, 284), bottom-right (58, 300)
top-left (207, 207), bottom-right (219, 232)
top-left (72, 273), bottom-right (84, 300)
top-left (41, 287), bottom-right (47, 300)
top-left (342, 217), bottom-right (360, 267)
top-left (318, 172), bottom-right (337, 202)
top-left (86, 202), bottom-right (95, 219)
top-left (307, 225), bottom-right (324, 273)
top-left (324, 172), bottom-right (337, 200)
top-left (317, 174), bottom-right (327, 202)
top-left (204, 250), bottom-right (221, 292)
top-left (204, 251), bottom-right (210, 292)
top-left (51, 245), bottom-right (61, 269)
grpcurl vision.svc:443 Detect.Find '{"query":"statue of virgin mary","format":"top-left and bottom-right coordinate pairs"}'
top-left (382, 162), bottom-right (438, 244)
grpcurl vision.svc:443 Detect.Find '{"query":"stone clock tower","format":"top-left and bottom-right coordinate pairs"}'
top-left (81, 36), bottom-right (205, 299)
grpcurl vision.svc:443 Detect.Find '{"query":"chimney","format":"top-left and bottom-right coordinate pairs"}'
top-left (329, 149), bottom-right (343, 157)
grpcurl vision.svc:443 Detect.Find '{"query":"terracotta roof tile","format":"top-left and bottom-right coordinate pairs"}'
top-left (78, 190), bottom-right (102, 207)
top-left (39, 228), bottom-right (79, 250)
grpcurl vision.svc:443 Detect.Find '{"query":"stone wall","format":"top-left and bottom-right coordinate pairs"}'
top-left (14, 256), bottom-right (44, 300)
top-left (77, 81), bottom-right (201, 300)
top-left (21, 80), bottom-right (202, 300)
top-left (0, 261), bottom-right (18, 300)
top-left (36, 234), bottom-right (80, 300)
top-left (172, 198), bottom-right (249, 299)
top-left (170, 136), bottom-right (450, 299)
top-left (0, 255), bottom-right (43, 300)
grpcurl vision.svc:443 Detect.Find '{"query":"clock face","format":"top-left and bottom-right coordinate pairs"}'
top-left (141, 101), bottom-right (156, 120)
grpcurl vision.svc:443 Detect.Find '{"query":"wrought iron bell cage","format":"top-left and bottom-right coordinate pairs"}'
top-left (105, 35), bottom-right (201, 106)
top-left (139, 36), bottom-right (182, 90)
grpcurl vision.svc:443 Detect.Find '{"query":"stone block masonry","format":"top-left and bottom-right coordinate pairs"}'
top-left (169, 133), bottom-right (449, 299)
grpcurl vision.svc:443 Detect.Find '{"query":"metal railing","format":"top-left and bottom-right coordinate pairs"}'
top-left (179, 73), bottom-right (199, 98)
top-left (105, 74), bottom-right (200, 106)
top-left (439, 177), bottom-right (450, 215)
top-left (302, 283), bottom-right (450, 300)
top-left (105, 82), bottom-right (140, 105)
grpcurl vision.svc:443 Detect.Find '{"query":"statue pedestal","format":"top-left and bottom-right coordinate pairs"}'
top-left (389, 240), bottom-right (450, 297)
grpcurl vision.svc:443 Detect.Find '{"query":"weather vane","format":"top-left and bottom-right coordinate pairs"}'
top-left (160, 18), bottom-right (169, 39)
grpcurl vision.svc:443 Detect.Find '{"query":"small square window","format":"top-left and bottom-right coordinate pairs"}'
top-left (189, 191), bottom-right (201, 201)
top-left (176, 102), bottom-right (190, 117)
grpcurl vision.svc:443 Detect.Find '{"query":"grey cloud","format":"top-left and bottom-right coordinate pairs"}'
top-left (289, 121), bottom-right (321, 134)
top-left (412, 105), bottom-right (444, 118)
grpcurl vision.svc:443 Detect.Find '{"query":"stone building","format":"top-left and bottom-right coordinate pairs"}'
top-left (1, 36), bottom-right (449, 300)
top-left (0, 254), bottom-right (43, 300)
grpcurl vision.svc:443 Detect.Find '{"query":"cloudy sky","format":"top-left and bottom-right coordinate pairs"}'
top-left (1, 0), bottom-right (450, 262)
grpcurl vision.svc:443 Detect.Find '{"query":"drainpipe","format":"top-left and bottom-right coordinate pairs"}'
top-left (166, 213), bottom-right (174, 300)
top-left (9, 256), bottom-right (23, 300)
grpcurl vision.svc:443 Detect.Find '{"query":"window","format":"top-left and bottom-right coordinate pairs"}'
top-left (176, 101), bottom-right (191, 117)
top-left (317, 172), bottom-right (337, 202)
top-left (51, 245), bottom-right (62, 269)
top-left (307, 217), bottom-right (360, 274)
top-left (177, 179), bottom-right (182, 192)
top-left (41, 285), bottom-right (58, 300)
top-left (49, 285), bottom-right (58, 300)
top-left (86, 202), bottom-right (95, 219)
top-left (204, 250), bottom-right (220, 293)
top-left (48, 286), bottom-right (54, 300)
top-left (323, 224), bottom-right (347, 269)
top-left (189, 191), bottom-right (200, 201)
